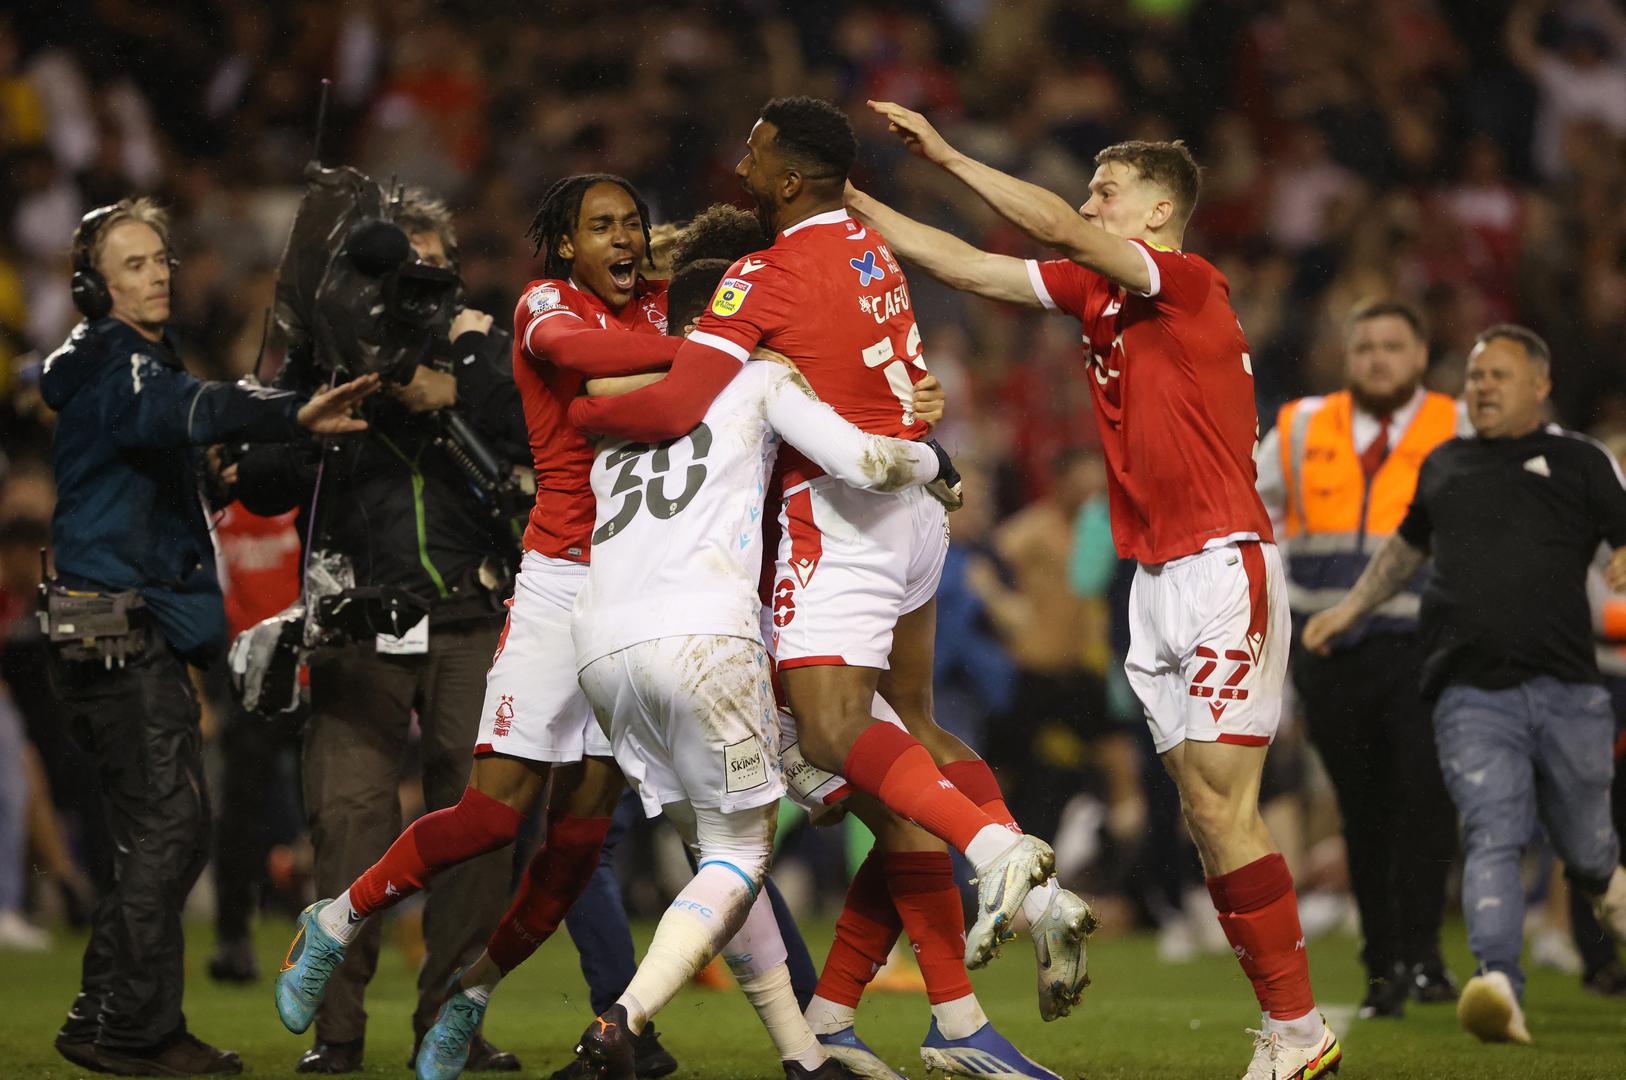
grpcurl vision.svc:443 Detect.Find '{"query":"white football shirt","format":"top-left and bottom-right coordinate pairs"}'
top-left (572, 360), bottom-right (939, 668)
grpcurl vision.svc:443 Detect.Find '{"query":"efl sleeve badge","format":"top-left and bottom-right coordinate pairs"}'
top-left (709, 277), bottom-right (753, 317)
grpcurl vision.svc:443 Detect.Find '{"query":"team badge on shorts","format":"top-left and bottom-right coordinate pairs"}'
top-left (710, 278), bottom-right (752, 317)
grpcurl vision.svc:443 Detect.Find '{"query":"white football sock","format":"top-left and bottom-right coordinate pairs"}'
top-left (1266, 1007), bottom-right (1323, 1047)
top-left (965, 825), bottom-right (1021, 875)
top-left (1018, 878), bottom-right (1060, 933)
top-left (318, 890), bottom-right (363, 944)
top-left (930, 992), bottom-right (989, 1040)
top-left (739, 963), bottom-right (825, 1071)
top-left (803, 994), bottom-right (857, 1036)
top-left (619, 863), bottom-right (756, 1035)
top-left (722, 889), bottom-right (790, 978)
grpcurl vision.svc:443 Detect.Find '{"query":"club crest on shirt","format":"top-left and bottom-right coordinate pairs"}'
top-left (644, 301), bottom-right (668, 334)
top-left (526, 284), bottom-right (563, 314)
top-left (710, 277), bottom-right (752, 317)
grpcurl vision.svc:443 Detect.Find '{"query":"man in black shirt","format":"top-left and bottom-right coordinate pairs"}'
top-left (1306, 324), bottom-right (1626, 1047)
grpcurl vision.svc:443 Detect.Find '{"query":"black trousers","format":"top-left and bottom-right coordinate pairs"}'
top-left (50, 637), bottom-right (211, 1053)
top-left (1293, 631), bottom-right (1457, 978)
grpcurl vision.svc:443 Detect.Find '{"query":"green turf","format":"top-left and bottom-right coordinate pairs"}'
top-left (4, 916), bottom-right (1624, 1079)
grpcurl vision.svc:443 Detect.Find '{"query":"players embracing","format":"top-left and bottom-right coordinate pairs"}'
top-left (846, 101), bottom-right (1341, 1079)
top-left (569, 98), bottom-right (1093, 1079)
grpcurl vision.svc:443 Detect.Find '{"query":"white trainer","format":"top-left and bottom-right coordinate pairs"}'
top-left (1031, 888), bottom-right (1097, 1021)
top-left (964, 835), bottom-right (1055, 970)
top-left (1457, 971), bottom-right (1531, 1044)
top-left (1240, 1017), bottom-right (1342, 1080)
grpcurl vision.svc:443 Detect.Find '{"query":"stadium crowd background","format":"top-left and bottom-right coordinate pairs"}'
top-left (0, 0), bottom-right (1624, 964)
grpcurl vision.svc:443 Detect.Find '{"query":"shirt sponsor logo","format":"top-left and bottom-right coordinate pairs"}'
top-left (710, 278), bottom-right (752, 317)
top-left (724, 736), bottom-right (769, 792)
top-left (850, 250), bottom-right (884, 287)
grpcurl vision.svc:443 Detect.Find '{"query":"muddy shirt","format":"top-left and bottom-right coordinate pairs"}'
top-left (571, 360), bottom-right (938, 668)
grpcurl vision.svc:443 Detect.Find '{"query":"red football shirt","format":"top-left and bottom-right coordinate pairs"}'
top-left (1028, 240), bottom-right (1273, 564)
top-left (512, 276), bottom-right (673, 560)
top-left (673, 208), bottom-right (931, 485)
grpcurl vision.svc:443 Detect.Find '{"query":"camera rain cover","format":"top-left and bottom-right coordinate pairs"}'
top-left (272, 163), bottom-right (458, 381)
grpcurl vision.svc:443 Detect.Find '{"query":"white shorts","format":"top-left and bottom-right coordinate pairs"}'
top-left (769, 478), bottom-right (948, 670)
top-left (476, 551), bottom-right (611, 763)
top-left (1125, 540), bottom-right (1290, 756)
top-left (578, 635), bottom-right (786, 819)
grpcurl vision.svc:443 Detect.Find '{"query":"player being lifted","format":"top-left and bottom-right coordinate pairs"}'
top-left (846, 102), bottom-right (1341, 1080)
top-left (568, 99), bottom-right (1085, 1010)
top-left (277, 175), bottom-right (694, 1074)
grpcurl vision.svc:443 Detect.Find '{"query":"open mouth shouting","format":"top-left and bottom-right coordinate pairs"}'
top-left (607, 257), bottom-right (637, 292)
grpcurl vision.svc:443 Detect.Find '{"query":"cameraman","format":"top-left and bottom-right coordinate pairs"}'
top-left (235, 190), bottom-right (528, 1074)
top-left (41, 197), bottom-right (376, 1078)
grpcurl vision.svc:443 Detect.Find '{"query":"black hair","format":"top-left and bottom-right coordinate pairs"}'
top-left (525, 173), bottom-right (653, 280)
top-left (666, 258), bottom-right (733, 336)
top-left (669, 204), bottom-right (768, 273)
top-left (759, 96), bottom-right (857, 182)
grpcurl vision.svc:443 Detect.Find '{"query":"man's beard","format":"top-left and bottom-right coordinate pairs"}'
top-left (1350, 379), bottom-right (1420, 418)
top-left (750, 190), bottom-right (779, 237)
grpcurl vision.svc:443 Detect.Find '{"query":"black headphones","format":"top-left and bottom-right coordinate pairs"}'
top-left (69, 203), bottom-right (179, 321)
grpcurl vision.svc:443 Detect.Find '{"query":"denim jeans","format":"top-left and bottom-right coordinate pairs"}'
top-left (1434, 677), bottom-right (1620, 998)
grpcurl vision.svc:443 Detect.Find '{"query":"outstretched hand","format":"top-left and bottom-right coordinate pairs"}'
top-left (298, 373), bottom-right (379, 434)
top-left (867, 100), bottom-right (955, 165)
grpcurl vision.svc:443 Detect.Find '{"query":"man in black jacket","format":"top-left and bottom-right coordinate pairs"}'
top-left (41, 197), bottom-right (375, 1077)
top-left (235, 190), bottom-right (529, 1075)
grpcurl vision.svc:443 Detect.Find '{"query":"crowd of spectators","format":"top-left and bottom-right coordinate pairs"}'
top-left (1, 0), bottom-right (1624, 961)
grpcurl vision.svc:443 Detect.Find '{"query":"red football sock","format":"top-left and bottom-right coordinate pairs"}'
top-left (940, 758), bottom-right (1018, 830)
top-left (841, 724), bottom-right (996, 853)
top-left (1207, 854), bottom-right (1316, 1020)
top-left (886, 850), bottom-right (974, 1004)
top-left (350, 786), bottom-right (522, 916)
top-left (815, 851), bottom-right (903, 1007)
top-left (486, 815), bottom-right (613, 974)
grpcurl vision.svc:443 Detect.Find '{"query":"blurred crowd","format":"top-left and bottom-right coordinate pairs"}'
top-left (1, 0), bottom-right (1624, 988)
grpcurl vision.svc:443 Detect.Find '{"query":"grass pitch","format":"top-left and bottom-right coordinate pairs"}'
top-left (3, 916), bottom-right (1624, 1079)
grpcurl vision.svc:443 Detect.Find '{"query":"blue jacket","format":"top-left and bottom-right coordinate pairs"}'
top-left (42, 318), bottom-right (308, 661)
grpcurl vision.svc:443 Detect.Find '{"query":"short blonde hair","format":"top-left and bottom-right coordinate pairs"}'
top-left (73, 197), bottom-right (170, 272)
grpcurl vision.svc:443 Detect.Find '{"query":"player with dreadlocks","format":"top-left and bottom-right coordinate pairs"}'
top-left (276, 175), bottom-right (692, 1079)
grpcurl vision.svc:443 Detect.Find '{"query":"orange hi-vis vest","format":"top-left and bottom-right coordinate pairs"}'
top-left (1276, 389), bottom-right (1457, 628)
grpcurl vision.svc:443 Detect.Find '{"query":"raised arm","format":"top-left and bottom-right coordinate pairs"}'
top-left (845, 184), bottom-right (1042, 307)
top-left (764, 366), bottom-right (940, 492)
top-left (1301, 535), bottom-right (1429, 654)
top-left (868, 100), bottom-right (1153, 295)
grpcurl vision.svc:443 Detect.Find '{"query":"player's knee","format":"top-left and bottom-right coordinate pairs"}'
top-left (470, 755), bottom-right (548, 811)
top-left (694, 805), bottom-right (776, 893)
top-left (1179, 786), bottom-right (1247, 848)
